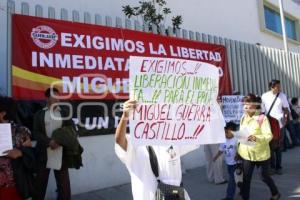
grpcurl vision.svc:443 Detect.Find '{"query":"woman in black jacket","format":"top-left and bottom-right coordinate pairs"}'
top-left (0, 96), bottom-right (36, 200)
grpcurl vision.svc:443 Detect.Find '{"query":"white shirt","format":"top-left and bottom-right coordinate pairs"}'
top-left (115, 135), bottom-right (198, 200)
top-left (44, 107), bottom-right (63, 169)
top-left (44, 107), bottom-right (62, 138)
top-left (261, 91), bottom-right (289, 128)
top-left (219, 137), bottom-right (238, 165)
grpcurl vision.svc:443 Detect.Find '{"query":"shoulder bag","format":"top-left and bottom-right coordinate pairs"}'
top-left (266, 93), bottom-right (281, 150)
top-left (147, 146), bottom-right (185, 200)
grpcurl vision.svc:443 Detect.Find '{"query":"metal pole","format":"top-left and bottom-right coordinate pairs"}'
top-left (278, 0), bottom-right (288, 53)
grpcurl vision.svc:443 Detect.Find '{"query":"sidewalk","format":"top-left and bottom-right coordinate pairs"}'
top-left (72, 147), bottom-right (300, 200)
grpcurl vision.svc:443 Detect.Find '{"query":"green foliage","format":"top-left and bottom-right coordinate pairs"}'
top-left (172, 15), bottom-right (182, 29)
top-left (122, 0), bottom-right (183, 34)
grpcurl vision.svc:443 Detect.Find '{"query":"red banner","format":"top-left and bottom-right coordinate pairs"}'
top-left (12, 14), bottom-right (231, 100)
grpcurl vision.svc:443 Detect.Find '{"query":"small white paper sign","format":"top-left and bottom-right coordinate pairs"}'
top-left (233, 128), bottom-right (255, 146)
top-left (46, 146), bottom-right (63, 170)
top-left (222, 95), bottom-right (244, 123)
top-left (0, 123), bottom-right (13, 156)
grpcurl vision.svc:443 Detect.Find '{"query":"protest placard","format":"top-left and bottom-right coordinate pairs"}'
top-left (0, 123), bottom-right (13, 156)
top-left (222, 95), bottom-right (244, 123)
top-left (129, 56), bottom-right (226, 146)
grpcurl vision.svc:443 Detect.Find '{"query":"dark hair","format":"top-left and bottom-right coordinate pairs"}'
top-left (291, 97), bottom-right (298, 105)
top-left (0, 96), bottom-right (16, 121)
top-left (243, 93), bottom-right (261, 109)
top-left (225, 121), bottom-right (238, 131)
top-left (268, 79), bottom-right (280, 89)
top-left (45, 87), bottom-right (59, 98)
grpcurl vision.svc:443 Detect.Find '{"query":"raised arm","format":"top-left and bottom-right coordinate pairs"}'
top-left (115, 100), bottom-right (137, 151)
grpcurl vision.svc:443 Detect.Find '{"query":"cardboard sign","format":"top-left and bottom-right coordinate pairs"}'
top-left (129, 56), bottom-right (226, 146)
top-left (222, 95), bottom-right (244, 123)
top-left (0, 124), bottom-right (13, 156)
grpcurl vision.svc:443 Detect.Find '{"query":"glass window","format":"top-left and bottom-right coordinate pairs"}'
top-left (285, 17), bottom-right (297, 40)
top-left (264, 6), bottom-right (297, 40)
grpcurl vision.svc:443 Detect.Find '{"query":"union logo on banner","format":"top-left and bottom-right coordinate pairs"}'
top-left (31, 25), bottom-right (58, 49)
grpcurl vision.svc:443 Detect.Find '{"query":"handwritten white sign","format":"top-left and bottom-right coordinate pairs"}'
top-left (222, 95), bottom-right (244, 123)
top-left (129, 56), bottom-right (226, 146)
top-left (0, 123), bottom-right (13, 156)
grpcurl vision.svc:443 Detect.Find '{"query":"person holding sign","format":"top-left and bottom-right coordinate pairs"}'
top-left (261, 80), bottom-right (289, 175)
top-left (238, 94), bottom-right (280, 200)
top-left (33, 88), bottom-right (75, 200)
top-left (115, 100), bottom-right (199, 200)
top-left (0, 96), bottom-right (36, 200)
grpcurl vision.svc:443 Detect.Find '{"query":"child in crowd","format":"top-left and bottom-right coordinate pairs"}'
top-left (213, 122), bottom-right (239, 200)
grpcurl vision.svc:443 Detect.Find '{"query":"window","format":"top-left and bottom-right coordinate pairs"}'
top-left (264, 6), bottom-right (297, 40)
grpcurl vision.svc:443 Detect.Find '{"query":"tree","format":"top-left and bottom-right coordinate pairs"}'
top-left (122, 0), bottom-right (183, 34)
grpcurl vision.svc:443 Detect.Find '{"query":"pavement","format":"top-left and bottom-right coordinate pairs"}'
top-left (72, 147), bottom-right (300, 200)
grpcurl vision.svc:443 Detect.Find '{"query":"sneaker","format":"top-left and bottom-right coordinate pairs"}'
top-left (270, 193), bottom-right (281, 200)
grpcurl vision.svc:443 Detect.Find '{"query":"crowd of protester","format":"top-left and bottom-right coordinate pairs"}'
top-left (0, 88), bottom-right (83, 200)
top-left (206, 79), bottom-right (300, 200)
top-left (115, 78), bottom-right (300, 200)
top-left (1, 78), bottom-right (299, 200)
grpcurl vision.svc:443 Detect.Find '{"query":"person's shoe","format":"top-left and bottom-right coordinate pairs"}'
top-left (276, 169), bottom-right (283, 175)
top-left (270, 193), bottom-right (281, 200)
top-left (216, 180), bottom-right (227, 185)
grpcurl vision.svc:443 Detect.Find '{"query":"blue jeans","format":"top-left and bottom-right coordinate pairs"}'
top-left (226, 164), bottom-right (236, 199)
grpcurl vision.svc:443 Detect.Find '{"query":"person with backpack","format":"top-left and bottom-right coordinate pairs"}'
top-left (261, 80), bottom-right (290, 174)
top-left (238, 94), bottom-right (280, 200)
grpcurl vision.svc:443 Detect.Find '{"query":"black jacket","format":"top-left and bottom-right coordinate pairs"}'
top-left (11, 146), bottom-right (36, 199)
top-left (33, 108), bottom-right (72, 166)
top-left (52, 126), bottom-right (83, 169)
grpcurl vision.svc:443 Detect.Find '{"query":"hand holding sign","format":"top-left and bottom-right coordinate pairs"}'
top-left (122, 100), bottom-right (138, 118)
top-left (4, 148), bottom-right (23, 159)
top-left (247, 135), bottom-right (257, 142)
top-left (233, 128), bottom-right (255, 146)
